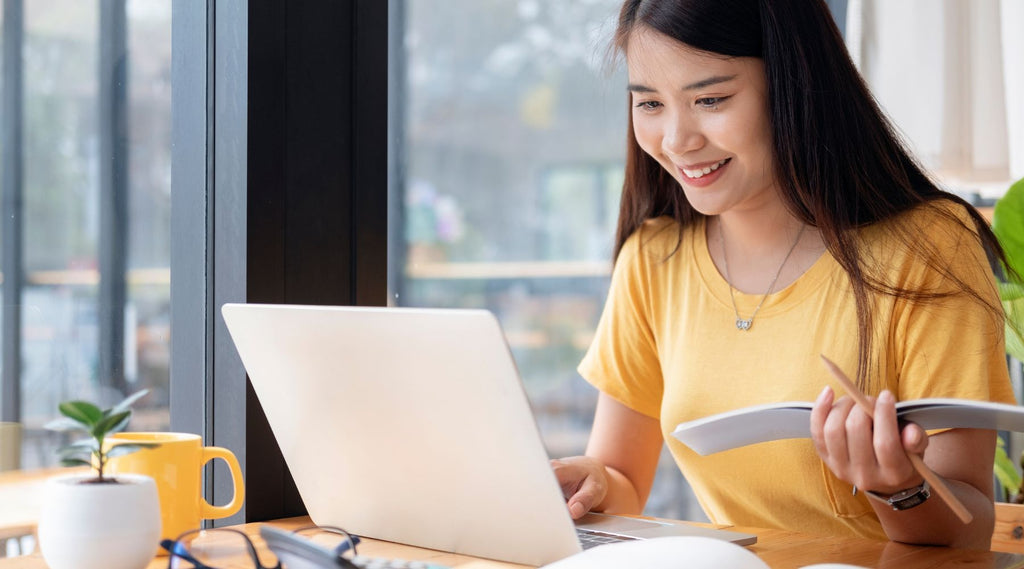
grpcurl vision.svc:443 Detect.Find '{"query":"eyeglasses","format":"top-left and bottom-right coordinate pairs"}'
top-left (160, 525), bottom-right (361, 569)
top-left (260, 525), bottom-right (362, 569)
top-left (161, 528), bottom-right (280, 569)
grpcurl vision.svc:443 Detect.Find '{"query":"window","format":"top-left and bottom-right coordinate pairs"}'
top-left (389, 0), bottom-right (860, 522)
top-left (0, 0), bottom-right (172, 470)
top-left (389, 0), bottom-right (704, 521)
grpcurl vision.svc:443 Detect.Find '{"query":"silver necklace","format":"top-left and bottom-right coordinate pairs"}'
top-left (719, 222), bottom-right (806, 331)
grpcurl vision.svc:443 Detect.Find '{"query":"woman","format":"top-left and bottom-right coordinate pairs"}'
top-left (553, 0), bottom-right (1016, 548)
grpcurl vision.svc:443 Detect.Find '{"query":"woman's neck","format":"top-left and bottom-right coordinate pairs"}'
top-left (709, 209), bottom-right (825, 294)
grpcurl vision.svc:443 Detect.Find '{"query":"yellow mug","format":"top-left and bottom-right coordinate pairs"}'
top-left (105, 432), bottom-right (245, 543)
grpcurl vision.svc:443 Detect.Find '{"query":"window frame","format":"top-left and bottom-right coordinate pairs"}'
top-left (170, 0), bottom-right (388, 523)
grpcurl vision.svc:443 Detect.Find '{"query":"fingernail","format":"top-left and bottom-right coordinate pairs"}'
top-left (879, 390), bottom-right (894, 404)
top-left (816, 386), bottom-right (831, 402)
top-left (570, 502), bottom-right (585, 518)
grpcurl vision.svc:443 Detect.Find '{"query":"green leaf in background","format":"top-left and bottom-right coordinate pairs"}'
top-left (993, 177), bottom-right (1024, 279)
top-left (59, 401), bottom-right (104, 427)
top-left (1003, 281), bottom-right (1024, 362)
top-left (995, 437), bottom-right (1022, 501)
top-left (108, 389), bottom-right (149, 416)
top-left (59, 458), bottom-right (93, 468)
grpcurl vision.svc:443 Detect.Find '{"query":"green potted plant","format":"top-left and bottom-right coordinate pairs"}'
top-left (990, 178), bottom-right (1024, 552)
top-left (993, 177), bottom-right (1024, 361)
top-left (37, 389), bottom-right (163, 569)
top-left (44, 389), bottom-right (158, 482)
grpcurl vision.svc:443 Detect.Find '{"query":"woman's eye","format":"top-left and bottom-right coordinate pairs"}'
top-left (634, 101), bottom-right (662, 111)
top-left (695, 97), bottom-right (727, 109)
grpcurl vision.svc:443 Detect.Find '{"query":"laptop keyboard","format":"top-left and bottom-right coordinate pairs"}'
top-left (576, 528), bottom-right (640, 550)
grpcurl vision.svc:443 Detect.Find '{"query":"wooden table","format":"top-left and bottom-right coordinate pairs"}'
top-left (0, 468), bottom-right (89, 545)
top-left (2, 514), bottom-right (1023, 569)
top-left (4, 468), bottom-right (1024, 568)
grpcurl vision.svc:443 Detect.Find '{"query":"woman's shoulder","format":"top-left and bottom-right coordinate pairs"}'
top-left (860, 198), bottom-right (988, 281)
top-left (620, 216), bottom-right (697, 261)
top-left (861, 199), bottom-right (980, 250)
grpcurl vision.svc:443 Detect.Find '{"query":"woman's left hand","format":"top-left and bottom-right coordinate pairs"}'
top-left (810, 386), bottom-right (929, 495)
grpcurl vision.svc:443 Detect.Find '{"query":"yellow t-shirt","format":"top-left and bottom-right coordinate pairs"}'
top-left (578, 202), bottom-right (1016, 540)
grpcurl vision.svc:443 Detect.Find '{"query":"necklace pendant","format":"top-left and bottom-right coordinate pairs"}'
top-left (736, 318), bottom-right (752, 331)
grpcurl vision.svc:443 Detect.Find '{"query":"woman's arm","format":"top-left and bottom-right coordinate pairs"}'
top-left (552, 393), bottom-right (664, 519)
top-left (811, 386), bottom-right (996, 548)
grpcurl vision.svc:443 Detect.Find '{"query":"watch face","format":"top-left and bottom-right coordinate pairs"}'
top-left (889, 485), bottom-right (930, 510)
top-left (891, 487), bottom-right (918, 501)
top-left (891, 493), bottom-right (925, 510)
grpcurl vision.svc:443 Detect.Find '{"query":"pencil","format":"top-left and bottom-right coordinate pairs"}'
top-left (819, 354), bottom-right (973, 524)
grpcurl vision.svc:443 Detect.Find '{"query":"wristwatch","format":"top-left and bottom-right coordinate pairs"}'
top-left (865, 480), bottom-right (931, 511)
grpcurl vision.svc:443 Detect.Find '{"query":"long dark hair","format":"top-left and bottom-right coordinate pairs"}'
top-left (611, 0), bottom-right (1010, 390)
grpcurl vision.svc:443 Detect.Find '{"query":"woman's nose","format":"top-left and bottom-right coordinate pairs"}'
top-left (662, 114), bottom-right (704, 156)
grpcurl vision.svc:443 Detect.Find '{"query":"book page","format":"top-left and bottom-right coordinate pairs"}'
top-left (672, 399), bottom-right (1024, 456)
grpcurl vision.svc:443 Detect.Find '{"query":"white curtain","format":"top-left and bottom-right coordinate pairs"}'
top-left (846, 0), bottom-right (1024, 192)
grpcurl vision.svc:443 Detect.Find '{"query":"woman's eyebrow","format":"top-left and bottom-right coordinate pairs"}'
top-left (682, 74), bottom-right (737, 91)
top-left (627, 82), bottom-right (656, 93)
top-left (627, 74), bottom-right (738, 94)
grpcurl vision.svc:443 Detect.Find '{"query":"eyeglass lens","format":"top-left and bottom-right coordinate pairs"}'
top-left (167, 530), bottom-right (277, 569)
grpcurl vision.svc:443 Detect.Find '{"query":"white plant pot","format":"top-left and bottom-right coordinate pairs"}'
top-left (38, 472), bottom-right (161, 569)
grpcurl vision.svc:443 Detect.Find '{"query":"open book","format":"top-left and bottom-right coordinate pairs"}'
top-left (672, 398), bottom-right (1024, 456)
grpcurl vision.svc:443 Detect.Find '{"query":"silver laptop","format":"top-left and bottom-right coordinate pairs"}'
top-left (221, 303), bottom-right (756, 566)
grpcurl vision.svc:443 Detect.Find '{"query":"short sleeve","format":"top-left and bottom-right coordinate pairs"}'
top-left (890, 204), bottom-right (1017, 405)
top-left (578, 229), bottom-right (664, 419)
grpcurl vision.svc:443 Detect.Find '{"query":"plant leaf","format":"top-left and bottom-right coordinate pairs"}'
top-left (106, 443), bottom-right (160, 459)
top-left (57, 439), bottom-right (98, 460)
top-left (995, 438), bottom-right (1023, 495)
top-left (59, 401), bottom-right (104, 427)
top-left (994, 177), bottom-right (1024, 279)
top-left (107, 389), bottom-right (150, 416)
top-left (68, 439), bottom-right (99, 451)
top-left (56, 446), bottom-right (89, 459)
top-left (105, 413), bottom-right (132, 436)
top-left (59, 458), bottom-right (93, 468)
top-left (1001, 282), bottom-right (1024, 362)
top-left (91, 410), bottom-right (131, 439)
top-left (44, 417), bottom-right (89, 432)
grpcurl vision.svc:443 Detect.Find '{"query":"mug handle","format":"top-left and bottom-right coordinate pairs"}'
top-left (199, 446), bottom-right (246, 519)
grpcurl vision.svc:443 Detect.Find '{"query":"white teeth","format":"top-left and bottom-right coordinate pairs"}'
top-left (682, 158), bottom-right (729, 179)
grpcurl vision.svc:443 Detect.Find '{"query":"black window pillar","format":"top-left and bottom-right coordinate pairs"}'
top-left (244, 0), bottom-right (389, 522)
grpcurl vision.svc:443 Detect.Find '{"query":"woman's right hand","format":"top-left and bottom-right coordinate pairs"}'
top-left (550, 456), bottom-right (609, 519)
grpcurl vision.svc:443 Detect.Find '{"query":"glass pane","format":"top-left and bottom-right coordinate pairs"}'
top-left (390, 0), bottom-right (704, 521)
top-left (1, 0), bottom-right (172, 472)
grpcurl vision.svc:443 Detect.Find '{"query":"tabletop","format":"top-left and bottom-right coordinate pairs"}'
top-left (0, 467), bottom-right (89, 543)
top-left (2, 514), bottom-right (1024, 569)
top-left (3, 466), bottom-right (1024, 568)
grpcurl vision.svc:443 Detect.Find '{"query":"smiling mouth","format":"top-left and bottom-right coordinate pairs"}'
top-left (681, 158), bottom-right (730, 179)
